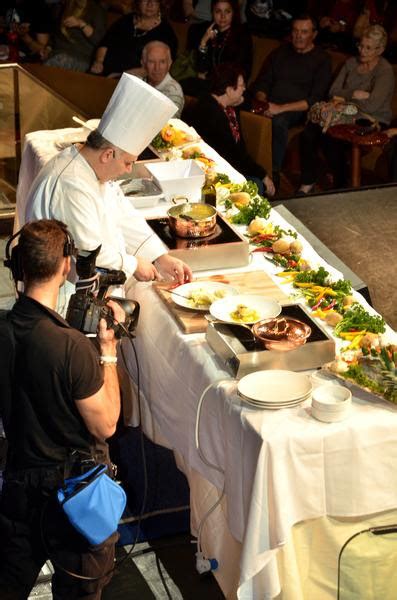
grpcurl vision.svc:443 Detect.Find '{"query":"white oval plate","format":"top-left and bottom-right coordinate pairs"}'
top-left (238, 389), bottom-right (312, 407)
top-left (171, 282), bottom-right (239, 311)
top-left (210, 294), bottom-right (281, 325)
top-left (238, 370), bottom-right (312, 404)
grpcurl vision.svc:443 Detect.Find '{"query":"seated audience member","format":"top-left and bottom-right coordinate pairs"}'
top-left (0, 0), bottom-right (52, 61)
top-left (181, 0), bottom-right (253, 96)
top-left (90, 0), bottom-right (177, 76)
top-left (104, 0), bottom-right (134, 14)
top-left (246, 0), bottom-right (306, 39)
top-left (192, 63), bottom-right (275, 196)
top-left (317, 0), bottom-right (360, 52)
top-left (251, 14), bottom-right (332, 189)
top-left (298, 24), bottom-right (394, 193)
top-left (44, 0), bottom-right (107, 72)
top-left (353, 0), bottom-right (386, 40)
top-left (183, 0), bottom-right (213, 23)
top-left (140, 41), bottom-right (184, 117)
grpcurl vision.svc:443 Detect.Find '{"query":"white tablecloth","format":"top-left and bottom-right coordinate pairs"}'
top-left (121, 265), bottom-right (397, 598)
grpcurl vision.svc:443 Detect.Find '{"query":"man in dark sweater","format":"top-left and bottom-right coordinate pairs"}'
top-left (251, 14), bottom-right (332, 185)
top-left (192, 63), bottom-right (275, 196)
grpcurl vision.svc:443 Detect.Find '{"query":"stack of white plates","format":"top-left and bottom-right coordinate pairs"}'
top-left (237, 370), bottom-right (312, 410)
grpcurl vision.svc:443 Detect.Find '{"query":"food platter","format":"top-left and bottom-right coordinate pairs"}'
top-left (150, 118), bottom-right (201, 157)
top-left (209, 294), bottom-right (281, 325)
top-left (322, 361), bottom-right (397, 406)
top-left (171, 281), bottom-right (239, 311)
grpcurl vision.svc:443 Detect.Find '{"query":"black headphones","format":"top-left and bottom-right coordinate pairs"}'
top-left (4, 224), bottom-right (76, 283)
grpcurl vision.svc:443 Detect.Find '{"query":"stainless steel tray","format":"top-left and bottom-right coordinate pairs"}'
top-left (119, 177), bottom-right (162, 196)
top-left (119, 177), bottom-right (163, 208)
top-left (206, 303), bottom-right (336, 377)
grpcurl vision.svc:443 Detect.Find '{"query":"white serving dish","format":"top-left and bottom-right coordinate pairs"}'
top-left (171, 281), bottom-right (239, 311)
top-left (311, 384), bottom-right (352, 422)
top-left (145, 159), bottom-right (205, 202)
top-left (210, 294), bottom-right (281, 325)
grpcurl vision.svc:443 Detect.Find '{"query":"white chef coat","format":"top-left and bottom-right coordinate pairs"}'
top-left (24, 145), bottom-right (166, 280)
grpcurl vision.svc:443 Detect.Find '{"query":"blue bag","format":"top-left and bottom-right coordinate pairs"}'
top-left (57, 464), bottom-right (127, 546)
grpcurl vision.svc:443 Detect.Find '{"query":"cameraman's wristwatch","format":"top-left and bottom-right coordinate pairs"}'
top-left (100, 355), bottom-right (118, 366)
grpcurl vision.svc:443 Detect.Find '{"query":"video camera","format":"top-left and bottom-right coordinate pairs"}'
top-left (66, 246), bottom-right (139, 336)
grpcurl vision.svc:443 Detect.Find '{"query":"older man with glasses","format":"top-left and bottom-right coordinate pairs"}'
top-left (139, 40), bottom-right (184, 117)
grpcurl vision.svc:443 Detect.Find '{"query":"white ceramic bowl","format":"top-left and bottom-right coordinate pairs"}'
top-left (311, 384), bottom-right (352, 422)
top-left (310, 370), bottom-right (343, 389)
top-left (145, 159), bottom-right (205, 202)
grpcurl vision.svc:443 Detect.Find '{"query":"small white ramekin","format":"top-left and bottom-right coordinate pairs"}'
top-left (311, 384), bottom-right (352, 423)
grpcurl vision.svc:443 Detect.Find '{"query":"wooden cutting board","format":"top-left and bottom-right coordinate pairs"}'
top-left (154, 271), bottom-right (288, 334)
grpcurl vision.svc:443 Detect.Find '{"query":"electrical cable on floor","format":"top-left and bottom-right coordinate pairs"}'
top-left (155, 552), bottom-right (173, 600)
top-left (117, 327), bottom-right (148, 556)
top-left (193, 380), bottom-right (231, 574)
top-left (118, 325), bottom-right (175, 599)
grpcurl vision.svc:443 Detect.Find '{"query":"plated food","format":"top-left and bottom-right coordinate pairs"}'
top-left (209, 294), bottom-right (281, 325)
top-left (170, 282), bottom-right (238, 311)
top-left (181, 146), bottom-right (215, 170)
top-left (151, 119), bottom-right (200, 151)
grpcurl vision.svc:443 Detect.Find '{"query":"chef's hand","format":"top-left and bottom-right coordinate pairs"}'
top-left (134, 257), bottom-right (160, 281)
top-left (154, 254), bottom-right (192, 284)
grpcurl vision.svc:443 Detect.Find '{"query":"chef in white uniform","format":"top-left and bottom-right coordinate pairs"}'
top-left (24, 73), bottom-right (192, 286)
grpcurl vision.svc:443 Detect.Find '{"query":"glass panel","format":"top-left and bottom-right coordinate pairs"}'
top-left (0, 65), bottom-right (86, 218)
top-left (18, 69), bottom-right (82, 142)
top-left (0, 67), bottom-right (17, 216)
top-left (338, 527), bottom-right (397, 600)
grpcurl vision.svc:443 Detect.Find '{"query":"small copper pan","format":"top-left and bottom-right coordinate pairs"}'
top-left (167, 202), bottom-right (217, 239)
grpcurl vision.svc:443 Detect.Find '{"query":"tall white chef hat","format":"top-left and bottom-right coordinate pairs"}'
top-left (97, 73), bottom-right (177, 156)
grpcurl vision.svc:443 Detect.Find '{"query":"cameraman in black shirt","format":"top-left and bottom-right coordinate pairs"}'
top-left (0, 219), bottom-right (125, 599)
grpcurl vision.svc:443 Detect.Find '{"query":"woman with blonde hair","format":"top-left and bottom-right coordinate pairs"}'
top-left (44, 0), bottom-right (107, 71)
top-left (298, 24), bottom-right (394, 193)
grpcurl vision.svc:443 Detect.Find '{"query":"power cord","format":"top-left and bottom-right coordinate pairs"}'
top-left (193, 380), bottom-right (231, 575)
top-left (118, 325), bottom-right (173, 599)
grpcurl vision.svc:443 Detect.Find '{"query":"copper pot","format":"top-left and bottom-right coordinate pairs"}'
top-left (167, 203), bottom-right (217, 239)
top-left (252, 317), bottom-right (312, 351)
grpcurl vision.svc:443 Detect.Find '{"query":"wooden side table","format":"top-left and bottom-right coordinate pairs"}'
top-left (327, 124), bottom-right (389, 187)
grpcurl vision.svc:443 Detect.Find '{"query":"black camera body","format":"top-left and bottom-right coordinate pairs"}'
top-left (66, 246), bottom-right (139, 336)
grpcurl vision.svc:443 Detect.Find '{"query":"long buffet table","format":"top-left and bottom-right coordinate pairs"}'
top-left (18, 124), bottom-right (397, 599)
